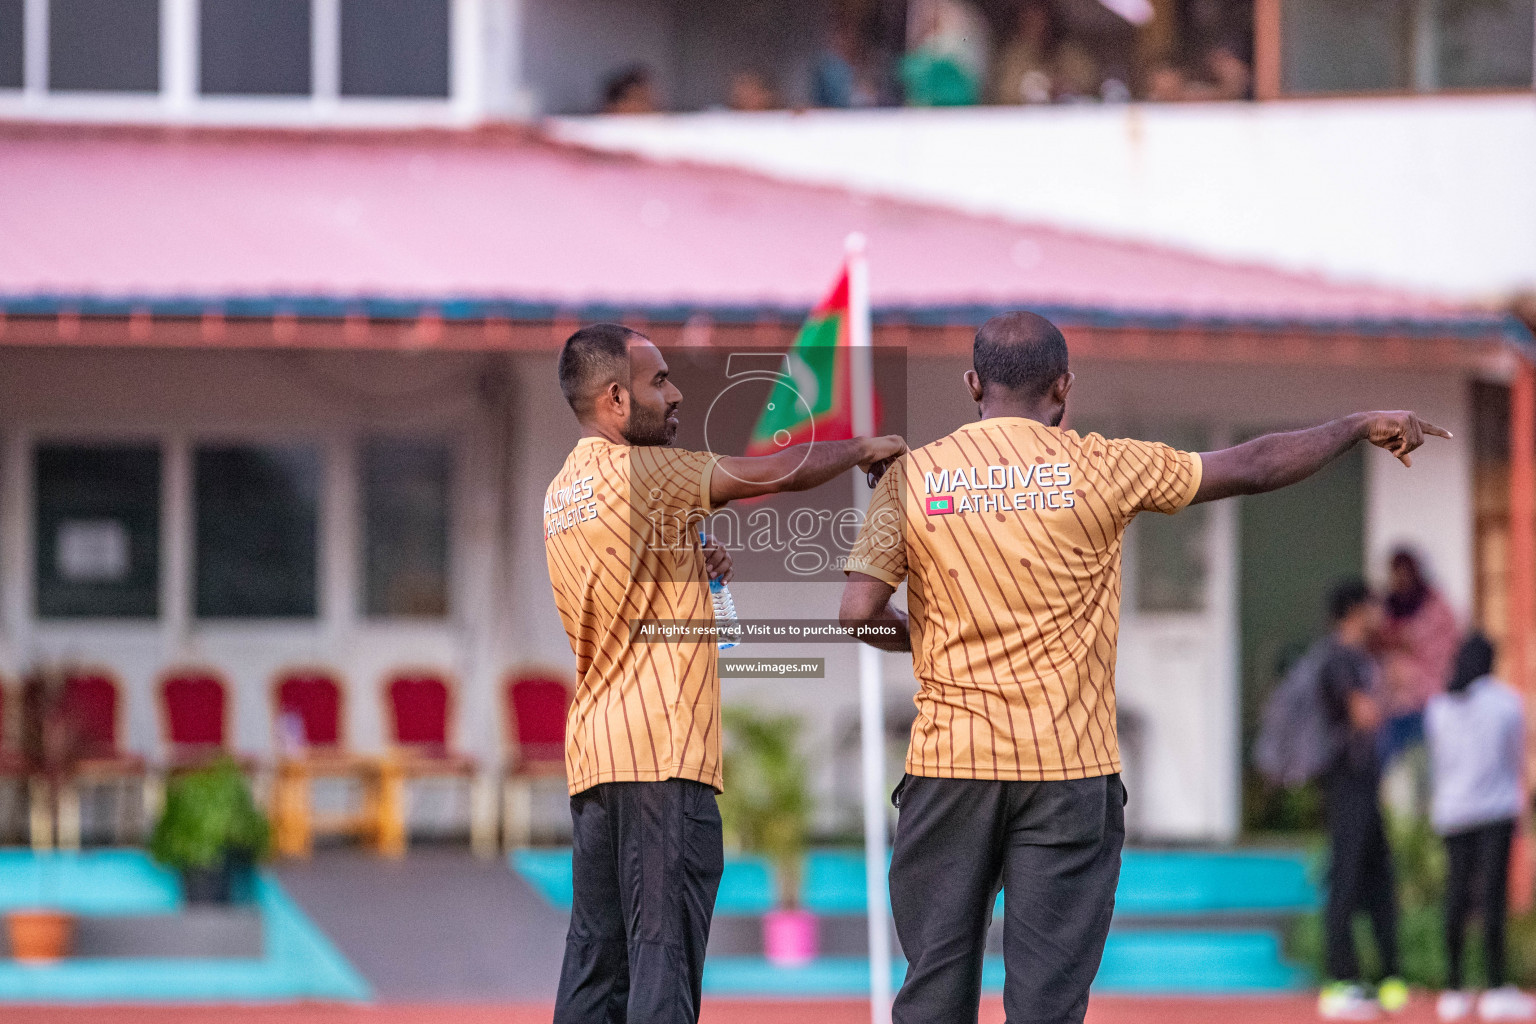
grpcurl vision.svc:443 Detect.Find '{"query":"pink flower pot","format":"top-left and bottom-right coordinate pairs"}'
top-left (763, 907), bottom-right (818, 966)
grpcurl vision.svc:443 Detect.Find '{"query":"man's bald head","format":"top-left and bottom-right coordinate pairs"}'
top-left (973, 311), bottom-right (1069, 398)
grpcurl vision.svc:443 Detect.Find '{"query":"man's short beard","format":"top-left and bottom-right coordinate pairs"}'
top-left (623, 404), bottom-right (676, 446)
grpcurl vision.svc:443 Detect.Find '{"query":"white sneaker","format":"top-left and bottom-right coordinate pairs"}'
top-left (1321, 983), bottom-right (1382, 1021)
top-left (1439, 990), bottom-right (1475, 1022)
top-left (1479, 987), bottom-right (1536, 1021)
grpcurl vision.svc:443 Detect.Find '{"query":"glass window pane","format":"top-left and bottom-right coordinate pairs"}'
top-left (1437, 0), bottom-right (1535, 89)
top-left (362, 439), bottom-right (450, 618)
top-left (49, 0), bottom-right (160, 92)
top-left (195, 444), bottom-right (319, 619)
top-left (199, 0), bottom-right (311, 96)
top-left (1281, 0), bottom-right (1411, 94)
top-left (0, 0), bottom-right (23, 89)
top-left (35, 444), bottom-right (161, 619)
top-left (339, 0), bottom-right (449, 98)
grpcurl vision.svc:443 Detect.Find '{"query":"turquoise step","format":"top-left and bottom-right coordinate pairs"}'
top-left (1092, 930), bottom-right (1307, 993)
top-left (0, 849), bottom-right (181, 915)
top-left (1115, 850), bottom-right (1316, 916)
top-left (0, 852), bottom-right (369, 1003)
top-left (701, 931), bottom-right (1305, 997)
top-left (514, 846), bottom-right (1318, 918)
top-left (512, 847), bottom-right (1311, 996)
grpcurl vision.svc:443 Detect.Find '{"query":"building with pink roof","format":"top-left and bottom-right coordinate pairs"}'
top-left (0, 124), bottom-right (1530, 846)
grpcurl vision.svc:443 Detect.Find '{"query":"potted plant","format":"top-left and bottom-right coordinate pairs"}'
top-left (149, 758), bottom-right (270, 905)
top-left (719, 706), bottom-right (815, 966)
top-left (7, 665), bottom-right (84, 964)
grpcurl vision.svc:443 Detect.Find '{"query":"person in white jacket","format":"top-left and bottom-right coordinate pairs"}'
top-left (1426, 633), bottom-right (1534, 1023)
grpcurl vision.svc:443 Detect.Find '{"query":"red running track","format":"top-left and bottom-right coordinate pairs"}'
top-left (0, 997), bottom-right (1445, 1024)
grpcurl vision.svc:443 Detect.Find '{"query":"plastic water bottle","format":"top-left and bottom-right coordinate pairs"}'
top-left (702, 529), bottom-right (742, 650)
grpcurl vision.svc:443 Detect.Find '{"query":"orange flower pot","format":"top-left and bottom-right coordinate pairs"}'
top-left (6, 909), bottom-right (75, 964)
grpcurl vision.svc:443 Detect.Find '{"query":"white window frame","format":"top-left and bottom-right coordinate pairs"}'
top-left (0, 0), bottom-right (485, 126)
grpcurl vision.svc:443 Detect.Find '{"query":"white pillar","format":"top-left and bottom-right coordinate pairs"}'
top-left (161, 434), bottom-right (191, 658)
top-left (451, 0), bottom-right (486, 125)
top-left (161, 0), bottom-right (197, 114)
top-left (22, 0), bottom-right (47, 100)
top-left (0, 430), bottom-right (31, 662)
top-left (312, 0), bottom-right (341, 112)
top-left (1411, 0), bottom-right (1440, 93)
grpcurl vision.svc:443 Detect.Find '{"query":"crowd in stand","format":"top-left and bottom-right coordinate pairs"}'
top-left (599, 0), bottom-right (1253, 114)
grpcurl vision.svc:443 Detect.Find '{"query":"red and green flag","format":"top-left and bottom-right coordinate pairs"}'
top-left (745, 268), bottom-right (856, 456)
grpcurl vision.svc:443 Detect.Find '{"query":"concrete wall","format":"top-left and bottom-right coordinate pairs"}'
top-left (549, 95), bottom-right (1536, 299)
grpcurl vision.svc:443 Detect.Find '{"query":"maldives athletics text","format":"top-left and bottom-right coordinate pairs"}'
top-left (923, 462), bottom-right (1076, 516)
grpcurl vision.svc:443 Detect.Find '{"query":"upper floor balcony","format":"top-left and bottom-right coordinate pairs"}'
top-left (0, 0), bottom-right (1530, 128)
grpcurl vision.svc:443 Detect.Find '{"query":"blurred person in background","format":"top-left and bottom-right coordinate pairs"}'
top-left (989, 0), bottom-right (1058, 104)
top-left (602, 65), bottom-right (659, 114)
top-left (1379, 549), bottom-right (1460, 770)
top-left (901, 0), bottom-right (991, 106)
top-left (1316, 580), bottom-right (1407, 1021)
top-left (1142, 60), bottom-right (1190, 100)
top-left (1050, 35), bottom-right (1105, 101)
top-left (727, 70), bottom-right (780, 111)
top-left (812, 13), bottom-right (882, 107)
top-left (1179, 45), bottom-right (1251, 99)
top-left (1203, 45), bottom-right (1252, 98)
top-left (1426, 634), bottom-right (1535, 1023)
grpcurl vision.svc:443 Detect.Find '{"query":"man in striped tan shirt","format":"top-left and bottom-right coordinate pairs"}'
top-left (840, 311), bottom-right (1448, 1024)
top-left (547, 323), bottom-right (904, 1024)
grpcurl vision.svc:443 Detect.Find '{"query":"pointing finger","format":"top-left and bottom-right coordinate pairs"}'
top-left (1420, 421), bottom-right (1454, 440)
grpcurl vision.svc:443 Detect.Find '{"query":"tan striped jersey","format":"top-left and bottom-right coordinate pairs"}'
top-left (544, 437), bottom-right (725, 795)
top-left (845, 417), bottom-right (1202, 781)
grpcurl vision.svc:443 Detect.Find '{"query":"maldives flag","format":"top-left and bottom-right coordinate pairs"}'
top-left (745, 268), bottom-right (856, 455)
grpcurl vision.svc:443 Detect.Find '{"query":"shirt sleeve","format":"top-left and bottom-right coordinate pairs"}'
top-left (844, 459), bottom-right (908, 589)
top-left (629, 445), bottom-right (725, 519)
top-left (1104, 438), bottom-right (1203, 517)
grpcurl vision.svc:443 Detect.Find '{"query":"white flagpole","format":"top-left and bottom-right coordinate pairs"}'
top-left (845, 231), bottom-right (892, 1024)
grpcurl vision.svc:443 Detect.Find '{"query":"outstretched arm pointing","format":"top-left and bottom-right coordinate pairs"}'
top-left (1191, 411), bottom-right (1451, 506)
top-left (710, 435), bottom-right (907, 505)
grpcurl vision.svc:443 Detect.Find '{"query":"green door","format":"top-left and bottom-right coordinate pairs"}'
top-left (1239, 442), bottom-right (1365, 832)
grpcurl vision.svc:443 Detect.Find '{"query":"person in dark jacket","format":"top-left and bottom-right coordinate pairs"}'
top-left (1316, 579), bottom-right (1406, 1020)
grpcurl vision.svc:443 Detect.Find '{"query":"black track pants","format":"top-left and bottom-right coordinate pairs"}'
top-left (888, 773), bottom-right (1126, 1024)
top-left (553, 779), bottom-right (724, 1024)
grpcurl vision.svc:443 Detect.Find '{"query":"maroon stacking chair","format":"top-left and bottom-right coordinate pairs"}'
top-left (57, 669), bottom-right (147, 848)
top-left (380, 670), bottom-right (491, 856)
top-left (270, 668), bottom-right (377, 858)
top-left (501, 671), bottom-right (571, 849)
top-left (159, 667), bottom-right (255, 773)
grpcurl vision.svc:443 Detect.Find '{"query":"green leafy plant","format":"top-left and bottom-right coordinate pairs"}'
top-left (149, 759), bottom-right (270, 871)
top-left (718, 707), bottom-right (811, 908)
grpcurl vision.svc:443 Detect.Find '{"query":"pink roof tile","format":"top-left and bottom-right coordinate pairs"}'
top-left (0, 127), bottom-right (1502, 331)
